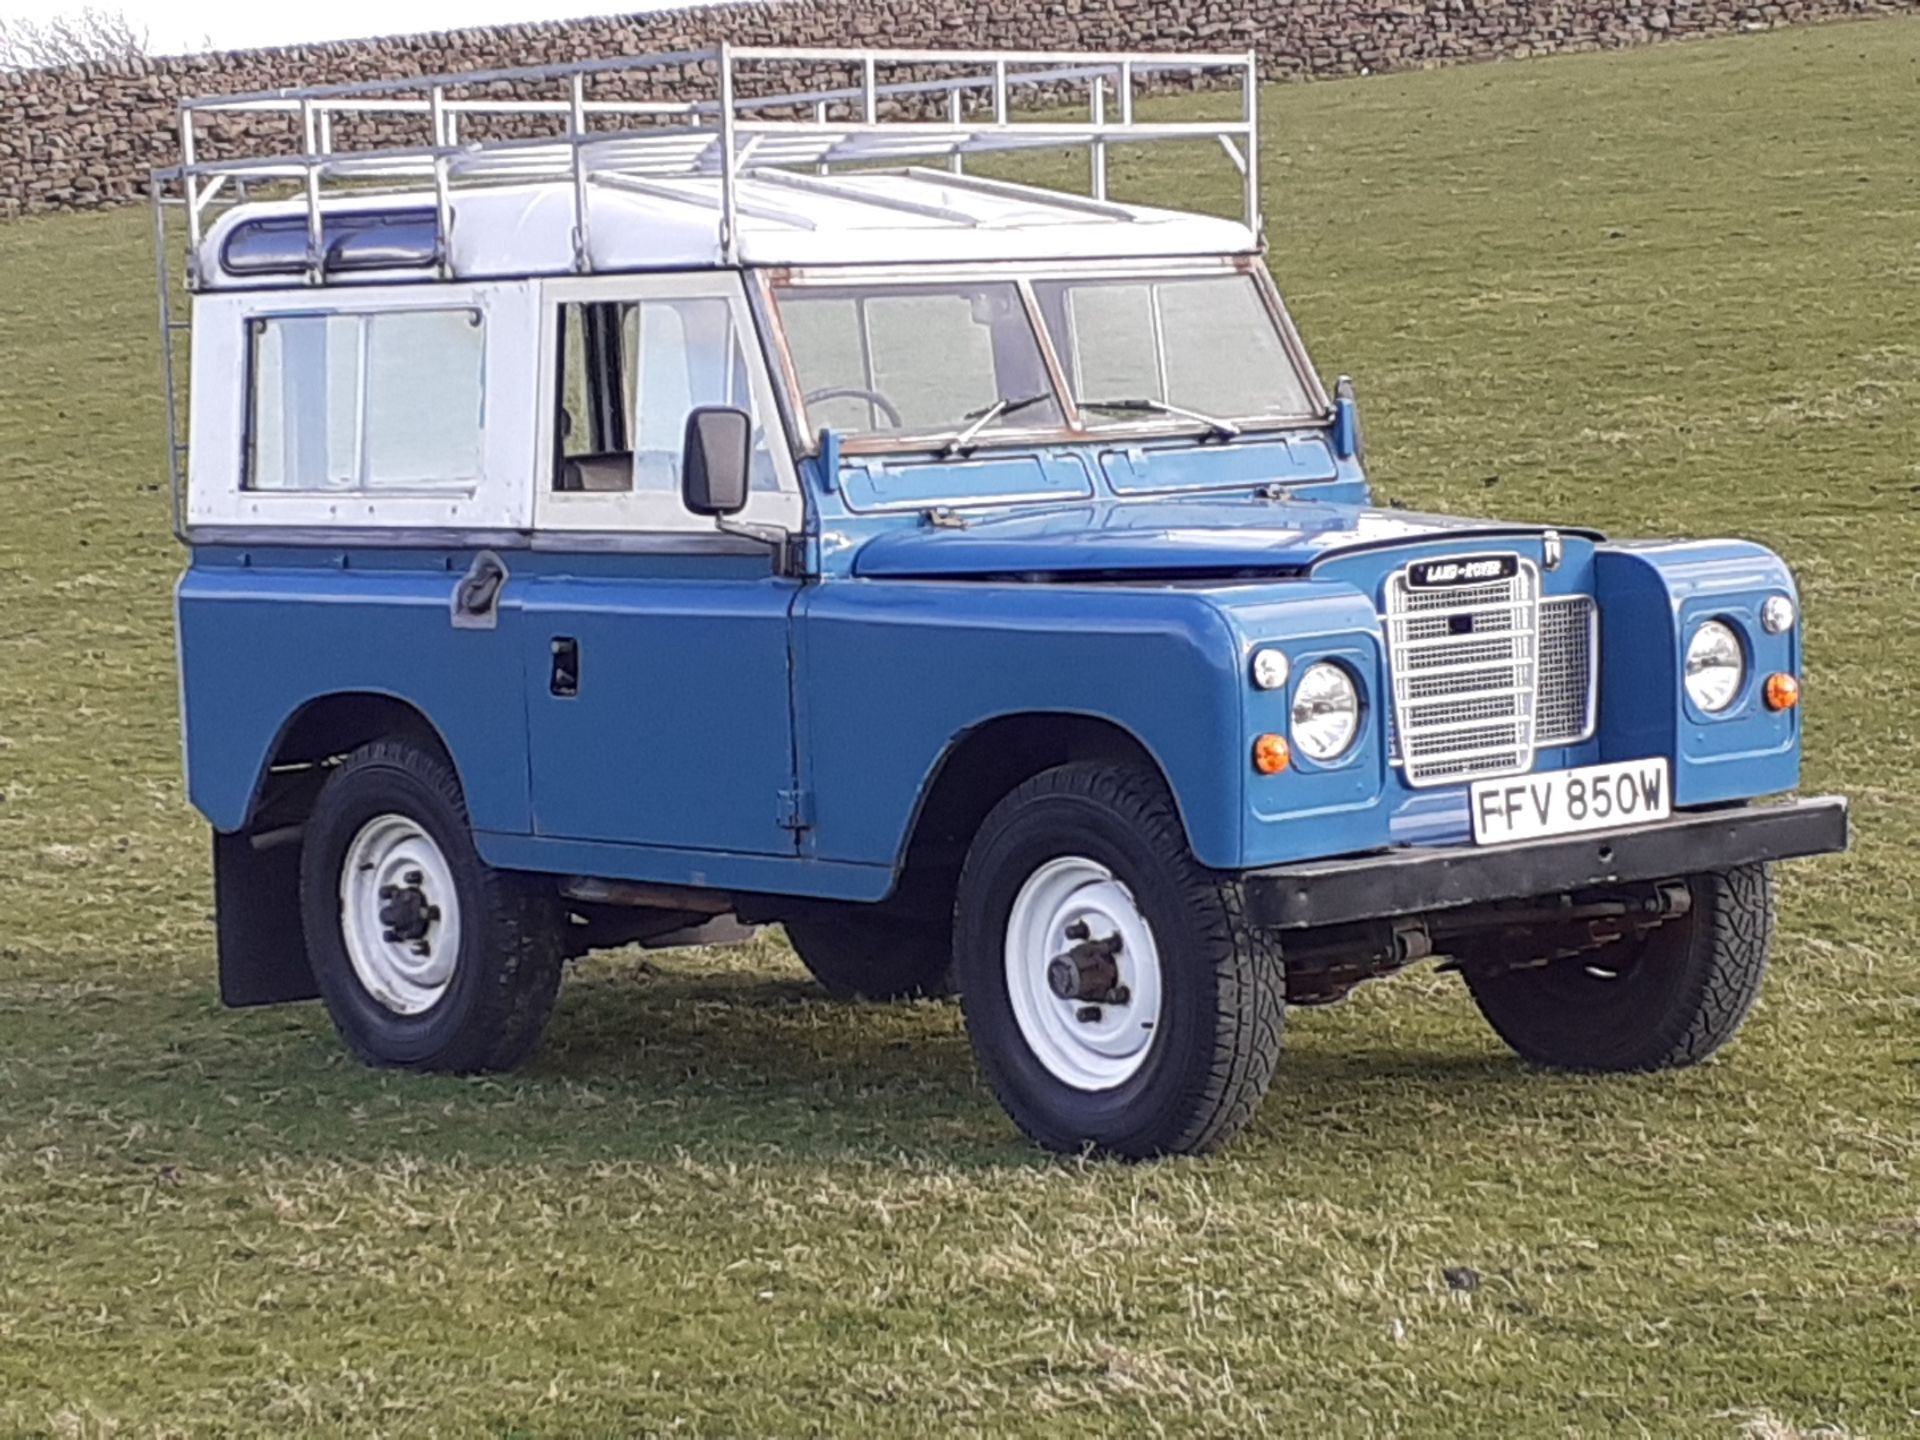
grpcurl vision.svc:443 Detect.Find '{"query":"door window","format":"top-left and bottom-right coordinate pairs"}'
top-left (554, 295), bottom-right (778, 498)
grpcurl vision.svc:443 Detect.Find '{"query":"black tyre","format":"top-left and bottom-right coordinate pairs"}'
top-left (1464, 864), bottom-right (1774, 1071)
top-left (298, 738), bottom-right (565, 1073)
top-left (784, 913), bottom-right (952, 1000)
top-left (953, 761), bottom-right (1284, 1158)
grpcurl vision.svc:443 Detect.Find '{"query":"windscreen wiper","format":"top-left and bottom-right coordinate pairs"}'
top-left (942, 391), bottom-right (1056, 455)
top-left (1080, 396), bottom-right (1242, 440)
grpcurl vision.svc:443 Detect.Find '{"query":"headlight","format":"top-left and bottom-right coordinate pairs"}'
top-left (1290, 662), bottom-right (1360, 760)
top-left (1684, 621), bottom-right (1746, 713)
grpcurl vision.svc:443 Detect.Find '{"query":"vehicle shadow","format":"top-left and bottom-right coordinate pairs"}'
top-left (505, 955), bottom-right (1557, 1163)
top-left (70, 952), bottom-right (1574, 1172)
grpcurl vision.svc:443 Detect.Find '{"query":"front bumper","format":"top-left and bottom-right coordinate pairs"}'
top-left (1243, 796), bottom-right (1849, 930)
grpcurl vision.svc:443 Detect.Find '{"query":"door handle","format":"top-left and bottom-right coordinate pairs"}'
top-left (550, 637), bottom-right (580, 697)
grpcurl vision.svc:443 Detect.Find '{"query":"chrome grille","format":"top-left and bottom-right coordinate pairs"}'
top-left (1536, 595), bottom-right (1598, 744)
top-left (1384, 558), bottom-right (1541, 787)
top-left (1383, 560), bottom-right (1600, 786)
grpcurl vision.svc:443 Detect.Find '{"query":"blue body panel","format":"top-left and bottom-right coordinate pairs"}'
top-left (1594, 542), bottom-right (1800, 804)
top-left (517, 566), bottom-right (799, 854)
top-left (794, 581), bottom-right (1245, 867)
top-left (179, 551), bottom-right (534, 837)
top-left (179, 420), bottom-right (1808, 904)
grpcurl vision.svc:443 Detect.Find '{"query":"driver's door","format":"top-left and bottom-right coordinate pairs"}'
top-left (520, 272), bottom-right (805, 857)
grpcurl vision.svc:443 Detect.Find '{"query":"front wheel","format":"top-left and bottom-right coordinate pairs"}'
top-left (1464, 864), bottom-right (1774, 1071)
top-left (299, 739), bottom-right (565, 1073)
top-left (953, 761), bottom-right (1284, 1158)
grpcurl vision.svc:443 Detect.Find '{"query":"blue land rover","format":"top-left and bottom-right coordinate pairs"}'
top-left (155, 46), bottom-right (1848, 1156)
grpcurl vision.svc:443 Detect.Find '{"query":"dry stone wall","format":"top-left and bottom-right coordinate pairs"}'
top-left (0, 0), bottom-right (1911, 217)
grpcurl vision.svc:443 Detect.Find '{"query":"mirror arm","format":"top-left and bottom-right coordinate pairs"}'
top-left (715, 516), bottom-right (787, 547)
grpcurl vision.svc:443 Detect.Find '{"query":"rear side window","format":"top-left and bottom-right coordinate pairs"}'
top-left (247, 308), bottom-right (485, 491)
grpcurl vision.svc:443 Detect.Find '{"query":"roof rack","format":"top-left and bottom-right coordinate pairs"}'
top-left (151, 44), bottom-right (1261, 285)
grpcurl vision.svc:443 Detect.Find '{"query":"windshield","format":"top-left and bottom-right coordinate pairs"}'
top-left (776, 280), bottom-right (1065, 442)
top-left (1029, 273), bottom-right (1319, 429)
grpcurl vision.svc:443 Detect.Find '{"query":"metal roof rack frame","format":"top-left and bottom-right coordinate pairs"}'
top-left (152, 44), bottom-right (1260, 286)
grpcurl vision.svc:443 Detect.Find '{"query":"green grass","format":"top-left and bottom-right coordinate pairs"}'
top-left (2, 19), bottom-right (1918, 1436)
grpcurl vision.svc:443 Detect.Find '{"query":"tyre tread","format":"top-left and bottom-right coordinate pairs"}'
top-left (1466, 863), bottom-right (1773, 1073)
top-left (302, 739), bottom-right (564, 1074)
top-left (958, 760), bottom-right (1284, 1157)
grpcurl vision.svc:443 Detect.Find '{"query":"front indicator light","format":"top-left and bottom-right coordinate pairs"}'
top-left (1762, 594), bottom-right (1797, 634)
top-left (1252, 733), bottom-right (1291, 775)
top-left (1765, 673), bottom-right (1801, 711)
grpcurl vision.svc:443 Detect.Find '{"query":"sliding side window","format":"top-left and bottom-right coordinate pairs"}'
top-left (554, 296), bottom-right (778, 496)
top-left (247, 308), bottom-right (485, 491)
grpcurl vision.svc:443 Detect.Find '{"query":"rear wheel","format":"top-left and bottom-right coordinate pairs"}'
top-left (1464, 864), bottom-right (1773, 1071)
top-left (783, 913), bottom-right (952, 1000)
top-left (953, 761), bottom-right (1284, 1158)
top-left (299, 739), bottom-right (565, 1073)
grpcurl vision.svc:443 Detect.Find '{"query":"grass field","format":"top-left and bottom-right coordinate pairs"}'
top-left (2, 18), bottom-right (1917, 1437)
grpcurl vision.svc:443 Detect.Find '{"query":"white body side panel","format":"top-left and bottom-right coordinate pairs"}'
top-left (188, 282), bottom-right (541, 532)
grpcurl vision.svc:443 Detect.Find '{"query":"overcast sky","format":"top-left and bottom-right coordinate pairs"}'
top-left (0, 0), bottom-right (702, 55)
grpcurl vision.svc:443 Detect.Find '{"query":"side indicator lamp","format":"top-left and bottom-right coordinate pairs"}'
top-left (1253, 733), bottom-right (1291, 775)
top-left (1765, 673), bottom-right (1801, 711)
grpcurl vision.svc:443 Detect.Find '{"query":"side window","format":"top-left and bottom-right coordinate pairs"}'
top-left (554, 295), bottom-right (775, 496)
top-left (555, 301), bottom-right (634, 492)
top-left (249, 309), bottom-right (483, 491)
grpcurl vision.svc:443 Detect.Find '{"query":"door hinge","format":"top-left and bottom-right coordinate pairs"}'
top-left (777, 788), bottom-right (813, 832)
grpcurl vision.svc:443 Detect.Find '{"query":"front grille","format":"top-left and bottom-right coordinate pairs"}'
top-left (1381, 556), bottom-right (1597, 788)
top-left (1384, 560), bottom-right (1540, 785)
top-left (1536, 595), bottom-right (1597, 744)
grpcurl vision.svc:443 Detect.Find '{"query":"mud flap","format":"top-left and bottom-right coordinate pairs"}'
top-left (213, 829), bottom-right (318, 1007)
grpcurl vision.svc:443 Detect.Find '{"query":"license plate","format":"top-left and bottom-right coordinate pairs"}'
top-left (1469, 757), bottom-right (1671, 845)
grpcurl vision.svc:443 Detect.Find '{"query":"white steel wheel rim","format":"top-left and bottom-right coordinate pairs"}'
top-left (1003, 855), bottom-right (1165, 1091)
top-left (338, 813), bottom-right (463, 1016)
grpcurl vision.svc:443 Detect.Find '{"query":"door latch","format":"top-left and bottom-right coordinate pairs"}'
top-left (451, 550), bottom-right (508, 630)
top-left (550, 637), bottom-right (580, 698)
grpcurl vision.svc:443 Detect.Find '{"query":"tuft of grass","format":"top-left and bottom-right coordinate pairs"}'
top-left (2, 17), bottom-right (1918, 1436)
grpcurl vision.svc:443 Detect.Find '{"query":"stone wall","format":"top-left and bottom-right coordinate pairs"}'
top-left (0, 0), bottom-right (1910, 218)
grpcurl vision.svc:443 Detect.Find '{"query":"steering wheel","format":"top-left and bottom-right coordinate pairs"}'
top-left (804, 385), bottom-right (904, 430)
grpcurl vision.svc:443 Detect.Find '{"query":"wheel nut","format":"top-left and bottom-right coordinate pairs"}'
top-left (1109, 985), bottom-right (1131, 1005)
top-left (411, 941), bottom-right (431, 957)
top-left (425, 905), bottom-right (441, 922)
top-left (382, 929), bottom-right (401, 943)
top-left (379, 885), bottom-right (398, 900)
top-left (404, 870), bottom-right (424, 886)
top-left (1064, 920), bottom-right (1090, 941)
top-left (1075, 1005), bottom-right (1102, 1024)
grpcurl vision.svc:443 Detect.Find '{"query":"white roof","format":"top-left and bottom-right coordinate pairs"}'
top-left (198, 168), bottom-right (1257, 285)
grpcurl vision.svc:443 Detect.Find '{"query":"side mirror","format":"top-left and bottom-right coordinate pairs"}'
top-left (681, 406), bottom-right (753, 518)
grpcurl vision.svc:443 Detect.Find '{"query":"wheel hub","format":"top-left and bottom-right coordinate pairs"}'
top-left (1045, 923), bottom-right (1128, 1004)
top-left (1005, 856), bottom-right (1164, 1091)
top-left (376, 875), bottom-right (440, 946)
top-left (339, 815), bottom-right (462, 1015)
